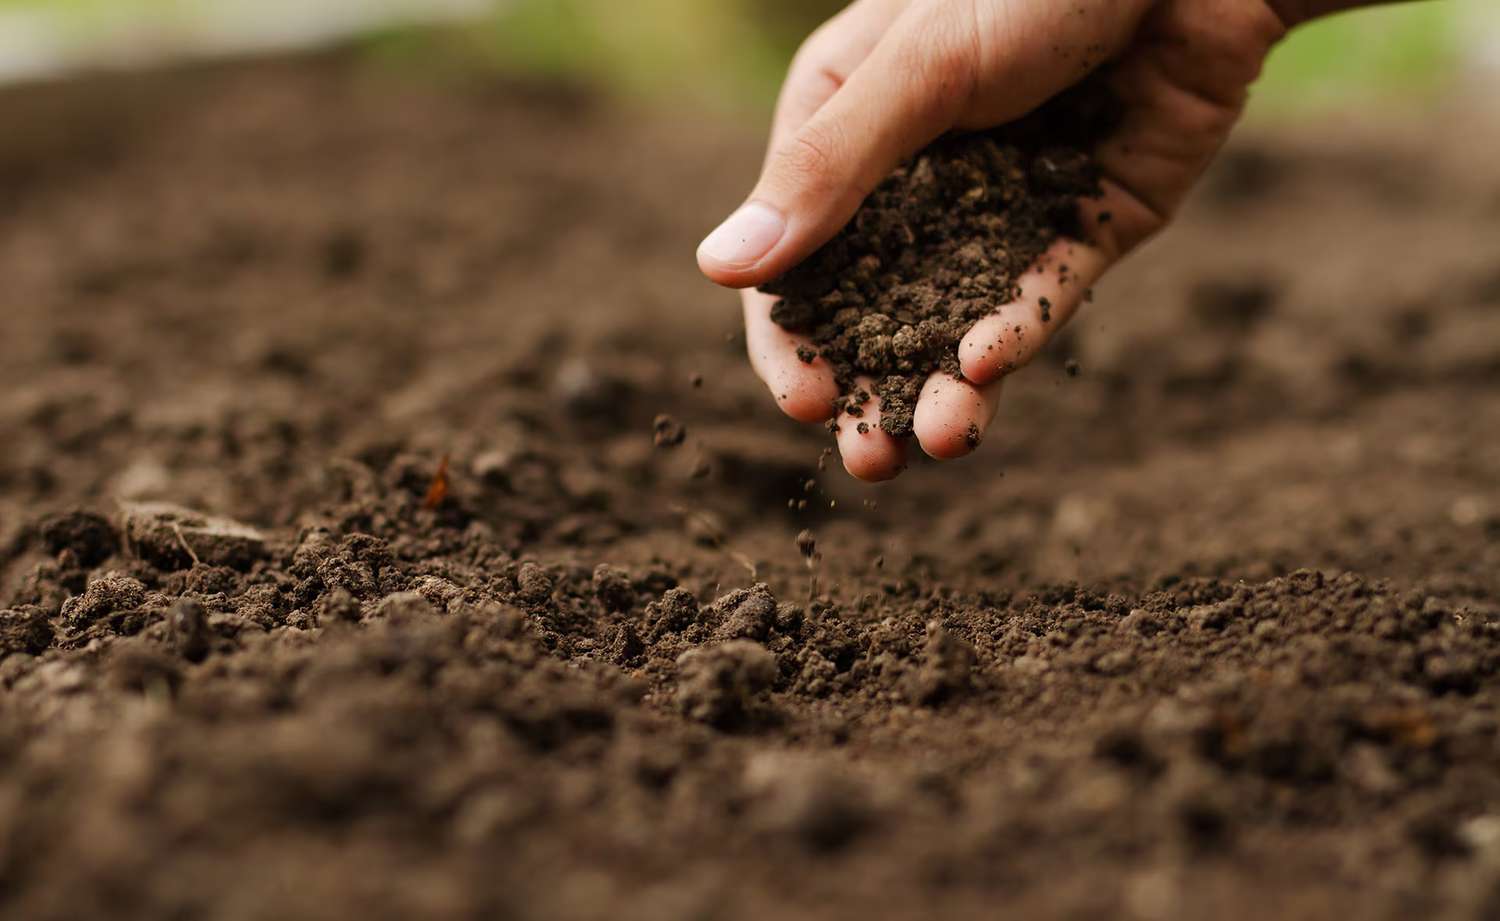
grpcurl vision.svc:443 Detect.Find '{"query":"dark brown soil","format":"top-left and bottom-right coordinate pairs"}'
top-left (762, 84), bottom-right (1112, 435)
top-left (3, 55), bottom-right (1500, 921)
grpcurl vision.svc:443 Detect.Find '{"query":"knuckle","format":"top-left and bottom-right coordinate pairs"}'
top-left (775, 126), bottom-right (844, 198)
top-left (891, 8), bottom-right (974, 123)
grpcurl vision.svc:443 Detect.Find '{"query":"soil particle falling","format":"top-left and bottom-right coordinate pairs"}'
top-left (653, 413), bottom-right (686, 448)
top-left (762, 80), bottom-right (1116, 437)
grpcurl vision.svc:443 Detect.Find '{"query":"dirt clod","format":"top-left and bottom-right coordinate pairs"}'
top-left (59, 572), bottom-right (146, 629)
top-left (37, 509), bottom-right (117, 566)
top-left (909, 621), bottom-right (977, 705)
top-left (121, 502), bottom-right (266, 571)
top-left (0, 606), bottom-right (54, 657)
top-left (592, 564), bottom-right (637, 613)
top-left (675, 639), bottom-right (779, 728)
top-left (710, 582), bottom-right (778, 641)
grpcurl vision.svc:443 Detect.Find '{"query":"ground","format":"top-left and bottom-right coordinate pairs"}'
top-left (1, 56), bottom-right (1499, 921)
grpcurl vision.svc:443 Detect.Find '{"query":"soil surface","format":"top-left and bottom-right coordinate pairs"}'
top-left (2, 56), bottom-right (1500, 921)
top-left (764, 83), bottom-right (1111, 435)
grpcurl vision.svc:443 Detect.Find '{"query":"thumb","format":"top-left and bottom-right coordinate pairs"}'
top-left (697, 10), bottom-right (971, 289)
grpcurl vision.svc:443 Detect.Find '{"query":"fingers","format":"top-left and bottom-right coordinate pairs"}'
top-left (698, 3), bottom-right (970, 289)
top-left (834, 376), bottom-right (907, 482)
top-left (741, 289), bottom-right (838, 423)
top-left (912, 373), bottom-right (1001, 460)
top-left (958, 237), bottom-right (1111, 387)
top-left (742, 289), bottom-right (907, 481)
top-left (1082, 1), bottom-right (1283, 255)
top-left (765, 0), bottom-right (909, 159)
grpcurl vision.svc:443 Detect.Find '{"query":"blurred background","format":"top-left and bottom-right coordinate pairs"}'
top-left (0, 0), bottom-right (1497, 120)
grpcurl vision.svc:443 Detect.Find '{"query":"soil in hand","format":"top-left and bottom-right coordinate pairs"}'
top-left (762, 82), bottom-right (1115, 435)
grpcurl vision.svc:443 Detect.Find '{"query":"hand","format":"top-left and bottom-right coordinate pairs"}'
top-left (699, 0), bottom-right (1315, 481)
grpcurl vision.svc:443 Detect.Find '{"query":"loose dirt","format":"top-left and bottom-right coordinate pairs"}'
top-left (763, 82), bottom-right (1113, 435)
top-left (1, 56), bottom-right (1499, 921)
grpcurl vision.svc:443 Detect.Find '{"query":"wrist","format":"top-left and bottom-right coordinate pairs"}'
top-left (1266, 0), bottom-right (1386, 28)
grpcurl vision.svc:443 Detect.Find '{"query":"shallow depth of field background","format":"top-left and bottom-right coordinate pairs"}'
top-left (0, 0), bottom-right (1496, 121)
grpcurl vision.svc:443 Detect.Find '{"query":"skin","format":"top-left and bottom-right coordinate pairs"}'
top-left (698, 0), bottom-right (1396, 481)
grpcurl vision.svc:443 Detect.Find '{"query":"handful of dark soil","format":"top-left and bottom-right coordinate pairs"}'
top-left (763, 82), bottom-right (1117, 437)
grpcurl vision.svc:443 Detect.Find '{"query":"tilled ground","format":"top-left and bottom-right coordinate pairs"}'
top-left (1, 56), bottom-right (1499, 921)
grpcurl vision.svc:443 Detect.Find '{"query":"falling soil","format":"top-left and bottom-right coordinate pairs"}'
top-left (2, 55), bottom-right (1500, 921)
top-left (763, 82), bottom-right (1114, 435)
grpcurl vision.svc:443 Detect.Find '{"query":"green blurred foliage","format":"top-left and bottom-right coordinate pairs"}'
top-left (361, 0), bottom-right (846, 111)
top-left (0, 0), bottom-right (1484, 118)
top-left (434, 0), bottom-right (1472, 116)
top-left (1253, 1), bottom-right (1461, 114)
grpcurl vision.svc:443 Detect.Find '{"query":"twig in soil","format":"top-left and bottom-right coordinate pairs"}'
top-left (170, 523), bottom-right (202, 567)
top-left (422, 454), bottom-right (451, 510)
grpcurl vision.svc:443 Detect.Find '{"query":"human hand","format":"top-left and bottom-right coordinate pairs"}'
top-left (699, 0), bottom-right (1314, 481)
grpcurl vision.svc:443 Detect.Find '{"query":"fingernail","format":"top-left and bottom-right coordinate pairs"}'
top-left (698, 201), bottom-right (786, 270)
